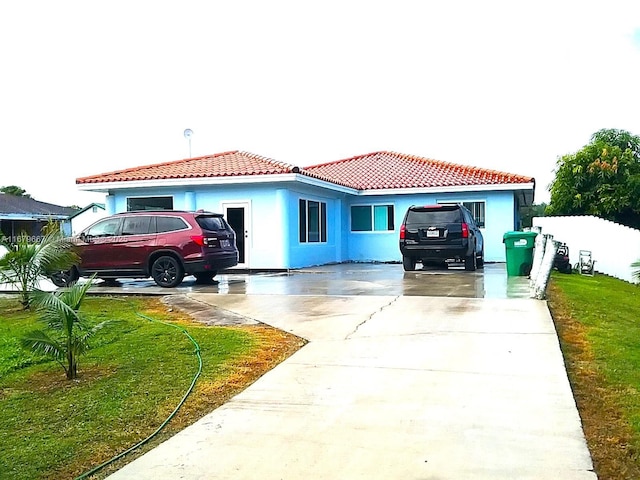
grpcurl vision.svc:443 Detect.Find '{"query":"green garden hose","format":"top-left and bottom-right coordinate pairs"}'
top-left (75, 309), bottom-right (202, 480)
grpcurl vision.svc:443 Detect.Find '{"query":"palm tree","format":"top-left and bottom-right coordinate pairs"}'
top-left (0, 230), bottom-right (78, 308)
top-left (22, 278), bottom-right (111, 380)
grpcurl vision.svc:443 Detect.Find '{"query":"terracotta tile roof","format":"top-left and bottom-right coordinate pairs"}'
top-left (76, 150), bottom-right (534, 191)
top-left (76, 151), bottom-right (301, 184)
top-left (303, 151), bottom-right (534, 190)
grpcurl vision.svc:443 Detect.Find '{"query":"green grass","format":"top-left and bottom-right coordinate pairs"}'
top-left (0, 295), bottom-right (294, 480)
top-left (551, 273), bottom-right (640, 445)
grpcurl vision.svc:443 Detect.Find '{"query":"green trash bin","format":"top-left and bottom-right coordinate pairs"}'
top-left (503, 231), bottom-right (538, 276)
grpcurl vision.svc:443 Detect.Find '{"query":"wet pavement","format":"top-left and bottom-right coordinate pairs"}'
top-left (62, 262), bottom-right (533, 299)
top-left (106, 266), bottom-right (594, 480)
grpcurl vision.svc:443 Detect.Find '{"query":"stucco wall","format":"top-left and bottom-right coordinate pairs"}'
top-left (70, 207), bottom-right (107, 235)
top-left (344, 190), bottom-right (518, 263)
top-left (106, 183), bottom-right (521, 269)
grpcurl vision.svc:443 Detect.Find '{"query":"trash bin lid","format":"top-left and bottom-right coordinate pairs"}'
top-left (503, 230), bottom-right (538, 240)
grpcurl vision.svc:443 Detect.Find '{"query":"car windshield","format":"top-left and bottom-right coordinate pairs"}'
top-left (196, 215), bottom-right (226, 231)
top-left (406, 208), bottom-right (462, 226)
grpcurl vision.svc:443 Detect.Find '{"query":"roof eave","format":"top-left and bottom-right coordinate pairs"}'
top-left (0, 213), bottom-right (72, 221)
top-left (76, 173), bottom-right (360, 195)
top-left (356, 182), bottom-right (536, 196)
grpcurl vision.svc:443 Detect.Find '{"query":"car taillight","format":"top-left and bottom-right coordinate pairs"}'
top-left (191, 235), bottom-right (206, 246)
top-left (400, 224), bottom-right (406, 240)
top-left (461, 223), bottom-right (469, 238)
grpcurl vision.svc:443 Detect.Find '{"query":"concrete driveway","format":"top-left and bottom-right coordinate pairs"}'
top-left (105, 263), bottom-right (595, 479)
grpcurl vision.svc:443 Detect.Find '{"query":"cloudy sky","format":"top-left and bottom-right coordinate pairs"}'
top-left (1, 0), bottom-right (639, 207)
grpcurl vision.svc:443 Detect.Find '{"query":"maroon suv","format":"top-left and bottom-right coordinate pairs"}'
top-left (50, 210), bottom-right (238, 288)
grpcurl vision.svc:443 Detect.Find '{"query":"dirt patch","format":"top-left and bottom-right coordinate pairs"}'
top-left (9, 365), bottom-right (118, 396)
top-left (547, 283), bottom-right (640, 480)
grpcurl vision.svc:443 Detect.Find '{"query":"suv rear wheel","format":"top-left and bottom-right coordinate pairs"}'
top-left (477, 248), bottom-right (485, 268)
top-left (194, 272), bottom-right (217, 283)
top-left (464, 250), bottom-right (477, 271)
top-left (402, 255), bottom-right (416, 271)
top-left (151, 256), bottom-right (184, 288)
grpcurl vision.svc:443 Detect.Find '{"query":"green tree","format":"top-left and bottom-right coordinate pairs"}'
top-left (0, 231), bottom-right (78, 308)
top-left (520, 202), bottom-right (547, 228)
top-left (22, 278), bottom-right (111, 380)
top-left (547, 128), bottom-right (640, 228)
top-left (0, 185), bottom-right (31, 197)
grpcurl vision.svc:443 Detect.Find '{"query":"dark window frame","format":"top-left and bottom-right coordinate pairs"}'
top-left (350, 204), bottom-right (395, 232)
top-left (299, 199), bottom-right (327, 243)
top-left (127, 196), bottom-right (174, 211)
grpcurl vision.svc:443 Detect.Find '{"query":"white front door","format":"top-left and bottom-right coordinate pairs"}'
top-left (223, 202), bottom-right (251, 269)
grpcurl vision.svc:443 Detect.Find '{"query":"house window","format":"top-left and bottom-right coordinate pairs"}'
top-left (127, 196), bottom-right (173, 211)
top-left (463, 201), bottom-right (485, 228)
top-left (351, 205), bottom-right (394, 232)
top-left (438, 200), bottom-right (485, 227)
top-left (299, 199), bottom-right (326, 243)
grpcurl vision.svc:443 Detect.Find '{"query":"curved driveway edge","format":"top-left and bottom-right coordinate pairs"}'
top-left (107, 294), bottom-right (595, 480)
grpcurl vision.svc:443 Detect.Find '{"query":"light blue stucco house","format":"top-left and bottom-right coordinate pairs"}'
top-left (76, 151), bottom-right (535, 270)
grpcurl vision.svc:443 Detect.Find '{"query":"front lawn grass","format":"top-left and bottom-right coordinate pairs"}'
top-left (548, 273), bottom-right (640, 480)
top-left (0, 295), bottom-right (304, 480)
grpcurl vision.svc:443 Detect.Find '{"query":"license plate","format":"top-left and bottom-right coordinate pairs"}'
top-left (220, 239), bottom-right (231, 247)
top-left (426, 230), bottom-right (439, 238)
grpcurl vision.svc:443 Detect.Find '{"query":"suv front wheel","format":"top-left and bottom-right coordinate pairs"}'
top-left (50, 268), bottom-right (79, 288)
top-left (151, 256), bottom-right (185, 288)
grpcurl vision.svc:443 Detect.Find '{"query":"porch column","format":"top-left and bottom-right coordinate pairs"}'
top-left (105, 195), bottom-right (116, 215)
top-left (184, 191), bottom-right (196, 211)
top-left (276, 189), bottom-right (290, 269)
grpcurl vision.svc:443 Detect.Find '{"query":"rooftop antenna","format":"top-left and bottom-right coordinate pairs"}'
top-left (183, 128), bottom-right (194, 158)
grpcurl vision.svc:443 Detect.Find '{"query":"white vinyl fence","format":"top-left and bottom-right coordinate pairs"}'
top-left (533, 215), bottom-right (640, 284)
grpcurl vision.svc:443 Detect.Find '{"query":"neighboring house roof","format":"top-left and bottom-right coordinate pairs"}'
top-left (0, 194), bottom-right (78, 219)
top-left (69, 202), bottom-right (105, 219)
top-left (75, 150), bottom-right (534, 194)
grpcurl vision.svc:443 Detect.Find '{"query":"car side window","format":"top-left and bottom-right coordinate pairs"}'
top-left (121, 216), bottom-right (152, 235)
top-left (464, 209), bottom-right (477, 228)
top-left (155, 217), bottom-right (188, 233)
top-left (85, 218), bottom-right (122, 237)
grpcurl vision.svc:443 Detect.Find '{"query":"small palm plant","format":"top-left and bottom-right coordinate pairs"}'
top-left (633, 259), bottom-right (640, 283)
top-left (0, 230), bottom-right (78, 308)
top-left (22, 277), bottom-right (111, 380)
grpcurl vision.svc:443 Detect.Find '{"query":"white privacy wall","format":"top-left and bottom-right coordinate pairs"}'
top-left (533, 215), bottom-right (640, 284)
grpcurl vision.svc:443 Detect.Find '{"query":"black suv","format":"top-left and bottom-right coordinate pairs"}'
top-left (51, 210), bottom-right (238, 288)
top-left (399, 204), bottom-right (484, 271)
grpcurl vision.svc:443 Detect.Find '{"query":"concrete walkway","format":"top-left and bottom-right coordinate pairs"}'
top-left (107, 293), bottom-right (595, 479)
